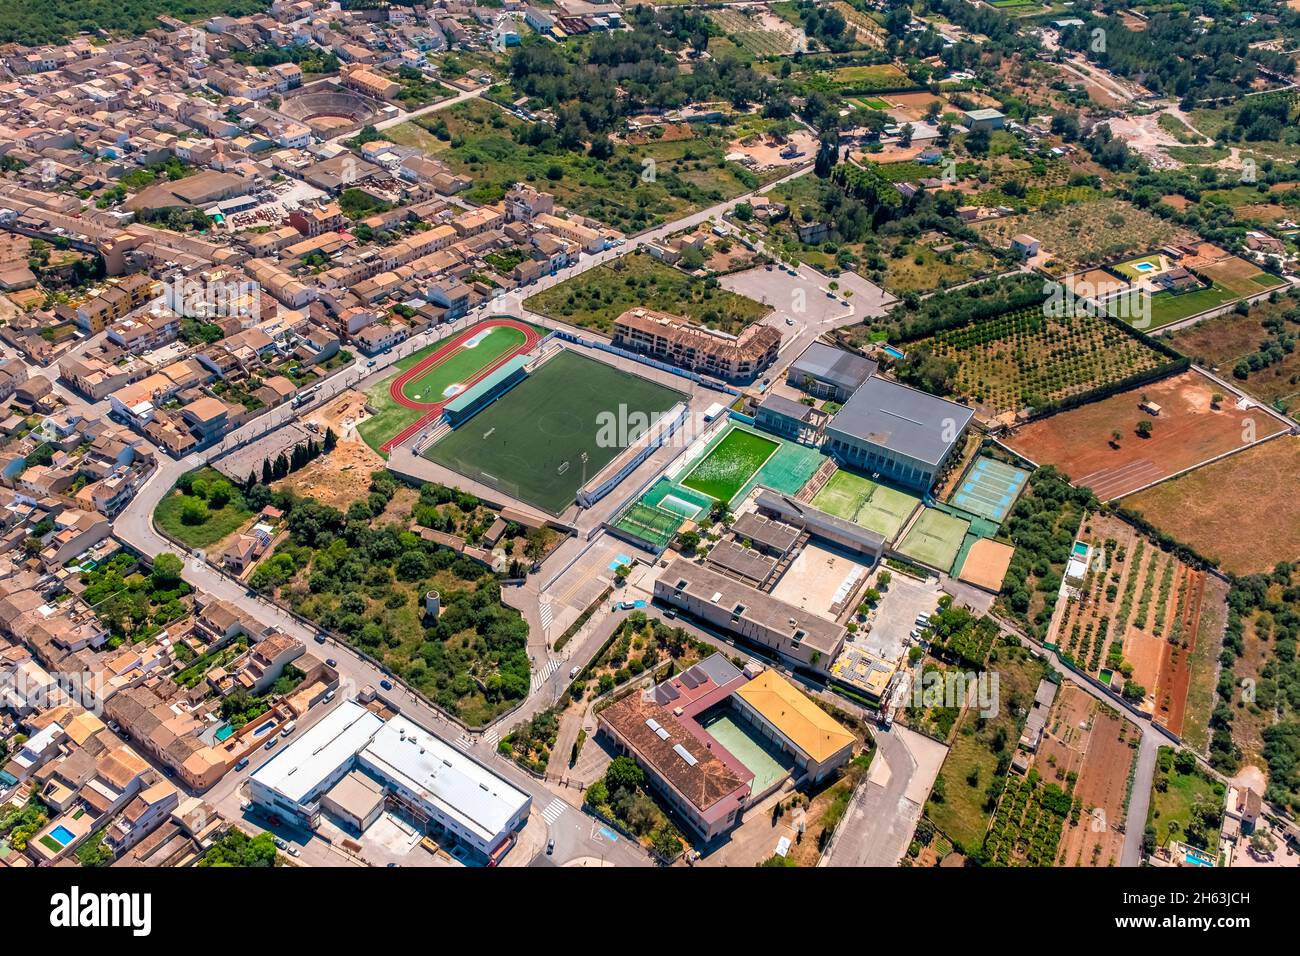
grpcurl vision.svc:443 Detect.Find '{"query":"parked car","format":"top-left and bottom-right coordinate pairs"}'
top-left (280, 721), bottom-right (297, 737)
top-left (547, 838), bottom-right (555, 855)
top-left (274, 837), bottom-right (288, 850)
top-left (380, 679), bottom-right (394, 691)
top-left (235, 757), bottom-right (249, 772)
top-left (314, 633), bottom-right (327, 645)
top-left (264, 737), bottom-right (278, 750)
top-left (325, 659), bottom-right (337, 668)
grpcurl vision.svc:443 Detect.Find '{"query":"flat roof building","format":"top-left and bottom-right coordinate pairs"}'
top-left (824, 377), bottom-right (974, 492)
top-left (786, 342), bottom-right (877, 402)
top-left (249, 700), bottom-right (531, 861)
top-left (655, 557), bottom-right (844, 674)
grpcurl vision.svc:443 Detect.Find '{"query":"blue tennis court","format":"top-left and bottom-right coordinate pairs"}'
top-left (948, 457), bottom-right (1029, 524)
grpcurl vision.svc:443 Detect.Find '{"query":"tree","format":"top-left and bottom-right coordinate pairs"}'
top-left (151, 553), bottom-right (184, 591)
top-left (180, 500), bottom-right (208, 526)
top-left (1136, 420), bottom-right (1154, 438)
top-left (324, 427), bottom-right (338, 452)
top-left (605, 756), bottom-right (645, 794)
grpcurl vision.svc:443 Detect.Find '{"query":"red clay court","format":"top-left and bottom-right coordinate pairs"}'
top-left (380, 317), bottom-right (542, 452)
top-left (1003, 369), bottom-right (1290, 500)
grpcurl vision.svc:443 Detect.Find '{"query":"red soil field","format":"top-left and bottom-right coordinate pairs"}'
top-left (1004, 369), bottom-right (1288, 500)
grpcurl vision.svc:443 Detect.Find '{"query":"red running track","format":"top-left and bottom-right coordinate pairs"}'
top-left (380, 317), bottom-right (542, 453)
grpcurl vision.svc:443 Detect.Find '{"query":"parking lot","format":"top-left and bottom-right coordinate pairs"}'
top-left (851, 571), bottom-right (942, 664)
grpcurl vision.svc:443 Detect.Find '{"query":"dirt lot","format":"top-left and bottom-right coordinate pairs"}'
top-left (1125, 435), bottom-right (1300, 576)
top-left (272, 390), bottom-right (386, 508)
top-left (1003, 369), bottom-right (1289, 500)
top-left (1034, 685), bottom-right (1139, 867)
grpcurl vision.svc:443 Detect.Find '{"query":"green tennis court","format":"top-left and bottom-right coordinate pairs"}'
top-left (811, 468), bottom-right (921, 541)
top-left (681, 427), bottom-right (780, 503)
top-left (425, 350), bottom-right (684, 514)
top-left (897, 508), bottom-right (970, 572)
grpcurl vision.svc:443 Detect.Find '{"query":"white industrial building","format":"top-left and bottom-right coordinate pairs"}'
top-left (248, 701), bottom-right (532, 862)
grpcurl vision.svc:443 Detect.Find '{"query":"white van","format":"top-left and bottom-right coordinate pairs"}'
top-left (569, 665), bottom-right (581, 679)
top-left (280, 721), bottom-right (297, 737)
top-left (915, 614), bottom-right (930, 626)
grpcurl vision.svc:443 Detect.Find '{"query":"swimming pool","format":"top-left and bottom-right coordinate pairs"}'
top-left (49, 825), bottom-right (75, 846)
top-left (1072, 542), bottom-right (1089, 557)
top-left (215, 723), bottom-right (235, 742)
top-left (1184, 847), bottom-right (1214, 867)
top-left (882, 345), bottom-right (905, 360)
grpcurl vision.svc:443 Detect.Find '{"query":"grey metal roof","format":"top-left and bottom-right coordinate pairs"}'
top-left (789, 342), bottom-right (877, 392)
top-left (827, 376), bottom-right (974, 466)
top-left (757, 393), bottom-right (816, 422)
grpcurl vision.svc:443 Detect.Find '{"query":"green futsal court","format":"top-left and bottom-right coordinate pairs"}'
top-left (897, 508), bottom-right (971, 573)
top-left (681, 427), bottom-right (780, 503)
top-left (425, 350), bottom-right (684, 514)
top-left (811, 468), bottom-right (922, 542)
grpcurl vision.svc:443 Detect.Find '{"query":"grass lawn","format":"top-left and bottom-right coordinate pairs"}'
top-left (524, 251), bottom-right (768, 335)
top-left (1136, 283), bottom-right (1238, 330)
top-left (681, 427), bottom-right (779, 503)
top-left (154, 468), bottom-right (253, 550)
top-left (1148, 750), bottom-right (1225, 848)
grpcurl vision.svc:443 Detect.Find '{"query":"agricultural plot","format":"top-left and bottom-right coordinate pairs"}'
top-left (924, 646), bottom-right (1049, 853)
top-left (1003, 369), bottom-right (1289, 500)
top-left (880, 239), bottom-right (1001, 295)
top-left (704, 9), bottom-right (799, 56)
top-left (1044, 512), bottom-right (1217, 737)
top-left (975, 199), bottom-right (1193, 276)
top-left (983, 775), bottom-right (1072, 867)
top-left (1163, 290), bottom-right (1300, 411)
top-left (1031, 685), bottom-right (1139, 867)
top-left (406, 100), bottom-right (763, 232)
top-left (831, 1), bottom-right (886, 47)
top-left (1124, 435), bottom-right (1300, 576)
top-left (908, 306), bottom-right (1169, 418)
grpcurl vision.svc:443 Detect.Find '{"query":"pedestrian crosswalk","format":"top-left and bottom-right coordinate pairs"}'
top-left (541, 798), bottom-right (566, 825)
top-left (456, 732), bottom-right (473, 750)
top-left (539, 600), bottom-right (554, 634)
top-left (481, 727), bottom-right (499, 749)
top-left (530, 658), bottom-right (560, 692)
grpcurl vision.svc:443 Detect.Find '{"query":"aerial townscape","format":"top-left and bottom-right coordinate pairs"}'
top-left (0, 0), bottom-right (1298, 901)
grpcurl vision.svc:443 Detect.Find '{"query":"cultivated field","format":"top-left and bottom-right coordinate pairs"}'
top-left (1003, 369), bottom-right (1289, 500)
top-left (1162, 290), bottom-right (1300, 410)
top-left (909, 306), bottom-right (1169, 418)
top-left (975, 198), bottom-right (1193, 276)
top-left (1124, 435), bottom-right (1300, 576)
top-left (1045, 512), bottom-right (1215, 735)
top-left (705, 8), bottom-right (799, 56)
top-left (1032, 685), bottom-right (1139, 867)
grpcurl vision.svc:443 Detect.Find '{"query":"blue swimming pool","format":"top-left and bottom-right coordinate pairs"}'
top-left (1072, 542), bottom-right (1089, 557)
top-left (215, 723), bottom-right (235, 742)
top-left (49, 825), bottom-right (75, 846)
top-left (882, 345), bottom-right (905, 360)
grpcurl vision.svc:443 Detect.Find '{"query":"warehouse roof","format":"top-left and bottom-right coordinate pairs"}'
top-left (789, 342), bottom-right (876, 392)
top-left (828, 376), bottom-right (974, 466)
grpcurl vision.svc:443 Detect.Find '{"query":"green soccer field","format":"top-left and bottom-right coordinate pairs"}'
top-left (681, 427), bottom-right (780, 503)
top-left (897, 508), bottom-right (971, 572)
top-left (811, 468), bottom-right (921, 541)
top-left (425, 350), bottom-right (685, 514)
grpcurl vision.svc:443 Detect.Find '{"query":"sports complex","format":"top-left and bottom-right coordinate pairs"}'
top-left (359, 317), bottom-right (543, 455)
